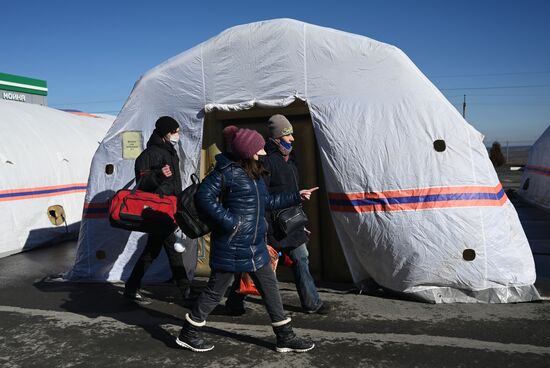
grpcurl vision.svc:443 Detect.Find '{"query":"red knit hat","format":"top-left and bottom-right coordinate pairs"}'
top-left (222, 125), bottom-right (239, 151)
top-left (232, 128), bottom-right (265, 159)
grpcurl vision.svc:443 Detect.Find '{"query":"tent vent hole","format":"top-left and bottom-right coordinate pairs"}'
top-left (522, 178), bottom-right (530, 190)
top-left (105, 164), bottom-right (114, 175)
top-left (463, 249), bottom-right (476, 261)
top-left (47, 205), bottom-right (66, 226)
top-left (433, 140), bottom-right (446, 152)
top-left (96, 250), bottom-right (106, 260)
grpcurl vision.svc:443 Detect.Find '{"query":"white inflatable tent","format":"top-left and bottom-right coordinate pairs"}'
top-left (518, 125), bottom-right (550, 210)
top-left (0, 100), bottom-right (113, 257)
top-left (67, 19), bottom-right (539, 303)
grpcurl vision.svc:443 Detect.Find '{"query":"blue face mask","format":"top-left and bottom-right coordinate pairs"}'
top-left (280, 140), bottom-right (292, 150)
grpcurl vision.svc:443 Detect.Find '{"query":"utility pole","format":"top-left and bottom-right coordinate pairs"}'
top-left (462, 94), bottom-right (467, 119)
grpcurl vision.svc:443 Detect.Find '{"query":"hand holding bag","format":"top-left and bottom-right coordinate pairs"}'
top-left (109, 178), bottom-right (177, 233)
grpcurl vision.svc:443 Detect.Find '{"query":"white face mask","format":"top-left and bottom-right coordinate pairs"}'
top-left (169, 133), bottom-right (180, 145)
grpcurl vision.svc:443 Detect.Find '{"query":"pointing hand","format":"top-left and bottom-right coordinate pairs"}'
top-left (299, 187), bottom-right (319, 201)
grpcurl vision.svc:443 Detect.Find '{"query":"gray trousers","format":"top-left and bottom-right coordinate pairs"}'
top-left (191, 263), bottom-right (286, 323)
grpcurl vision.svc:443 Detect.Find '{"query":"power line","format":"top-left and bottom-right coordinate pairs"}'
top-left (450, 102), bottom-right (549, 106)
top-left (430, 70), bottom-right (550, 78)
top-left (444, 93), bottom-right (550, 97)
top-left (440, 84), bottom-right (550, 91)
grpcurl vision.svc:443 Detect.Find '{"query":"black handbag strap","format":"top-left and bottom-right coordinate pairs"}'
top-left (190, 173), bottom-right (200, 185)
top-left (191, 171), bottom-right (225, 202)
top-left (121, 176), bottom-right (143, 194)
top-left (122, 178), bottom-right (135, 190)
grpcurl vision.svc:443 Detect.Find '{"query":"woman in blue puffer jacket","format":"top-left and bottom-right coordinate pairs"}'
top-left (176, 128), bottom-right (317, 353)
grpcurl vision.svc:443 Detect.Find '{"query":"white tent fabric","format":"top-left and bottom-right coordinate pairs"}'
top-left (0, 100), bottom-right (113, 257)
top-left (67, 19), bottom-right (539, 303)
top-left (518, 125), bottom-right (550, 210)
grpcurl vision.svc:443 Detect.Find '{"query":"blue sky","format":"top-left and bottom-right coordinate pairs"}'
top-left (2, 0), bottom-right (549, 145)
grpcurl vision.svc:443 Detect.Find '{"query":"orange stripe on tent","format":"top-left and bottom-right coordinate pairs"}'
top-left (0, 183), bottom-right (88, 195)
top-left (0, 189), bottom-right (87, 202)
top-left (330, 195), bottom-right (508, 213)
top-left (328, 183), bottom-right (503, 201)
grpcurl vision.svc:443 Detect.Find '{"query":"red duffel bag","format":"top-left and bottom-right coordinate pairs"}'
top-left (109, 179), bottom-right (177, 233)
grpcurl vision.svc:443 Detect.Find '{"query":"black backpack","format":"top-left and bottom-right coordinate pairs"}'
top-left (175, 173), bottom-right (225, 239)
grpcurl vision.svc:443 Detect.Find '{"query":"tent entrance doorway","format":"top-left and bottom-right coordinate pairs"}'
top-left (201, 100), bottom-right (351, 282)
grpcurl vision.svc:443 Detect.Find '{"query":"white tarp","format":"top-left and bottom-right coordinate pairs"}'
top-left (518, 125), bottom-right (550, 210)
top-left (0, 100), bottom-right (113, 257)
top-left (66, 19), bottom-right (539, 303)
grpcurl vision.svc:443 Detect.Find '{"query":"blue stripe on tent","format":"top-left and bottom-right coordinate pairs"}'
top-left (0, 185), bottom-right (88, 199)
top-left (83, 207), bottom-right (109, 214)
top-left (525, 167), bottom-right (550, 175)
top-left (330, 189), bottom-right (506, 207)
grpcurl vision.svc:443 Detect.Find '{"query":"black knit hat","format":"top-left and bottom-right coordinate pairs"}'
top-left (155, 116), bottom-right (179, 137)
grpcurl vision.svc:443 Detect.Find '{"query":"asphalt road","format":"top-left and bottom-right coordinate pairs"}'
top-left (1, 238), bottom-right (549, 368)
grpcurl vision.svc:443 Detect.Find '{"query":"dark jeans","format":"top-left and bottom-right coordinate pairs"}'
top-left (191, 263), bottom-right (286, 323)
top-left (226, 243), bottom-right (322, 312)
top-left (126, 231), bottom-right (188, 292)
top-left (286, 243), bottom-right (322, 311)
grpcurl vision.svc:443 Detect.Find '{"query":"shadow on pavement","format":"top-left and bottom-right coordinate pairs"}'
top-left (33, 277), bottom-right (273, 350)
top-left (34, 278), bottom-right (182, 348)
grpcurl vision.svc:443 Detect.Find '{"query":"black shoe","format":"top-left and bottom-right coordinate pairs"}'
top-left (225, 304), bottom-right (246, 316)
top-left (305, 302), bottom-right (330, 315)
top-left (178, 288), bottom-right (198, 307)
top-left (176, 314), bottom-right (214, 352)
top-left (123, 289), bottom-right (151, 304)
top-left (273, 319), bottom-right (315, 353)
top-left (225, 295), bottom-right (246, 316)
top-left (276, 335), bottom-right (315, 353)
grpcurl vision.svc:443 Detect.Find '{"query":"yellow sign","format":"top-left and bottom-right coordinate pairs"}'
top-left (122, 131), bottom-right (143, 160)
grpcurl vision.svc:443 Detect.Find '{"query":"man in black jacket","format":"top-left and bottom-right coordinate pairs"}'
top-left (262, 114), bottom-right (329, 314)
top-left (124, 116), bottom-right (188, 302)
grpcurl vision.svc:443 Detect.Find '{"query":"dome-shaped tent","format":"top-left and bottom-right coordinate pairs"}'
top-left (518, 125), bottom-right (550, 210)
top-left (66, 19), bottom-right (538, 303)
top-left (0, 100), bottom-right (113, 257)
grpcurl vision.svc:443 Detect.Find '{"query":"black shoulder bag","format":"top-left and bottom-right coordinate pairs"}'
top-left (271, 164), bottom-right (308, 238)
top-left (175, 172), bottom-right (225, 239)
top-left (272, 205), bottom-right (308, 238)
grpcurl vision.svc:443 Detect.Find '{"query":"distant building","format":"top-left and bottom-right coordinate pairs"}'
top-left (0, 72), bottom-right (47, 105)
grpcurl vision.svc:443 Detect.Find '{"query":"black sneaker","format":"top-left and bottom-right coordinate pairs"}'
top-left (225, 295), bottom-right (246, 316)
top-left (123, 290), bottom-right (150, 304)
top-left (273, 320), bottom-right (315, 353)
top-left (276, 335), bottom-right (315, 353)
top-left (305, 302), bottom-right (330, 315)
top-left (176, 336), bottom-right (214, 353)
top-left (225, 304), bottom-right (246, 316)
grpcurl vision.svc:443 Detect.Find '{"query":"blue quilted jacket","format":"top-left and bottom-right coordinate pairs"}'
top-left (195, 154), bottom-right (301, 272)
